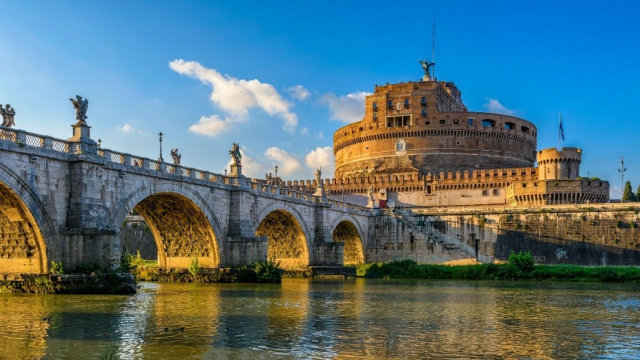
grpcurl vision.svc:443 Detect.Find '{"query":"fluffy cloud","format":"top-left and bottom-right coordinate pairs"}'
top-left (300, 127), bottom-right (309, 134)
top-left (305, 147), bottom-right (334, 178)
top-left (484, 98), bottom-right (515, 115)
top-left (169, 59), bottom-right (298, 134)
top-left (117, 123), bottom-right (142, 133)
top-left (288, 85), bottom-right (310, 100)
top-left (188, 114), bottom-right (245, 136)
top-left (264, 147), bottom-right (301, 176)
top-left (322, 91), bottom-right (370, 123)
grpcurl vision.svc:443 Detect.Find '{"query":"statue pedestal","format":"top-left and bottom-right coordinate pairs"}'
top-left (313, 185), bottom-right (326, 198)
top-left (366, 199), bottom-right (375, 209)
top-left (68, 123), bottom-right (95, 143)
top-left (229, 164), bottom-right (243, 177)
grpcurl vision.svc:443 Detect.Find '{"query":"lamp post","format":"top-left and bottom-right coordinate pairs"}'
top-left (618, 156), bottom-right (626, 201)
top-left (158, 132), bottom-right (164, 162)
top-left (274, 165), bottom-right (278, 186)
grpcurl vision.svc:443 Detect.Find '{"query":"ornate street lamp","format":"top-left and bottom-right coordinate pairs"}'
top-left (158, 132), bottom-right (164, 162)
top-left (618, 156), bottom-right (626, 201)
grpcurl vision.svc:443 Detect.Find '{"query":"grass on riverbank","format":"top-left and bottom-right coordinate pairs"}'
top-left (356, 257), bottom-right (640, 282)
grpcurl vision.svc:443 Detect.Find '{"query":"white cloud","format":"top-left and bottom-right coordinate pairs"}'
top-left (264, 147), bottom-right (301, 176)
top-left (117, 123), bottom-right (142, 133)
top-left (305, 147), bottom-right (335, 178)
top-left (169, 59), bottom-right (298, 134)
top-left (322, 91), bottom-right (370, 123)
top-left (288, 85), bottom-right (310, 101)
top-left (188, 114), bottom-right (246, 136)
top-left (300, 127), bottom-right (309, 135)
top-left (484, 98), bottom-right (515, 115)
top-left (317, 131), bottom-right (324, 139)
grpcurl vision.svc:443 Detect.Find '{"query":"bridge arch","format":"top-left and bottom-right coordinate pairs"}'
top-left (330, 215), bottom-right (365, 265)
top-left (109, 182), bottom-right (222, 269)
top-left (0, 163), bottom-right (56, 274)
top-left (255, 203), bottom-right (311, 270)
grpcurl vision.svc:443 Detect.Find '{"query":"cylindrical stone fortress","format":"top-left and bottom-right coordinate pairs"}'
top-left (333, 80), bottom-right (537, 178)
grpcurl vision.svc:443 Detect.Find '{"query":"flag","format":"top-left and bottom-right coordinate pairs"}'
top-left (559, 116), bottom-right (565, 141)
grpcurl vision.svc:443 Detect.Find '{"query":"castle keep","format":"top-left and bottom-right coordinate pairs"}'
top-left (307, 66), bottom-right (610, 208)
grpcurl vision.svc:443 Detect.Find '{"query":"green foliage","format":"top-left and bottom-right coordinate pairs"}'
top-left (50, 261), bottom-right (64, 275)
top-left (631, 222), bottom-right (638, 229)
top-left (590, 176), bottom-right (601, 181)
top-left (354, 261), bottom-right (640, 283)
top-left (622, 181), bottom-right (636, 201)
top-left (616, 220), bottom-right (624, 228)
top-left (508, 251), bottom-right (534, 273)
top-left (254, 259), bottom-right (283, 283)
top-left (75, 262), bottom-right (104, 275)
top-left (636, 185), bottom-right (640, 202)
top-left (188, 258), bottom-right (202, 276)
top-left (478, 217), bottom-right (487, 226)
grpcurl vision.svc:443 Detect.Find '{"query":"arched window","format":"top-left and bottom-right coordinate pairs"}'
top-left (482, 119), bottom-right (496, 127)
top-left (504, 122), bottom-right (515, 130)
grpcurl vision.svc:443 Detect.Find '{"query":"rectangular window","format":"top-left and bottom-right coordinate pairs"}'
top-left (453, 119), bottom-right (460, 125)
top-left (373, 113), bottom-right (378, 121)
top-left (482, 190), bottom-right (488, 196)
top-left (468, 118), bottom-right (474, 126)
top-left (404, 98), bottom-right (410, 108)
top-left (372, 102), bottom-right (378, 111)
top-left (421, 108), bottom-right (427, 117)
top-left (387, 100), bottom-right (393, 109)
top-left (493, 189), bottom-right (499, 195)
top-left (421, 97), bottom-right (427, 106)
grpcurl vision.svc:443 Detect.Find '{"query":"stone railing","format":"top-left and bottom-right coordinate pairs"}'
top-left (0, 126), bottom-right (371, 214)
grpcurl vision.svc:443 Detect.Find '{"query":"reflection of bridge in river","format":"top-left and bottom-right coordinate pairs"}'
top-left (0, 124), bottom-right (376, 274)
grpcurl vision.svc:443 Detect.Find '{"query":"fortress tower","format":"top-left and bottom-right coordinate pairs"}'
top-left (537, 147), bottom-right (581, 180)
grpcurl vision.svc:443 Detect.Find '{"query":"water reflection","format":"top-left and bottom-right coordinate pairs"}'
top-left (0, 280), bottom-right (639, 359)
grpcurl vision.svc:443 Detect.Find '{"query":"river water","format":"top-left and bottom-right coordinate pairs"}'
top-left (1, 279), bottom-right (640, 359)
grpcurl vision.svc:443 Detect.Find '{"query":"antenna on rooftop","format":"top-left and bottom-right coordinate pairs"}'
top-left (432, 21), bottom-right (436, 80)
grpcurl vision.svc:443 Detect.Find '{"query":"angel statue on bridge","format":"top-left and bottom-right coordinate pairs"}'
top-left (69, 95), bottom-right (89, 125)
top-left (170, 148), bottom-right (181, 165)
top-left (229, 143), bottom-right (242, 166)
top-left (0, 104), bottom-right (15, 128)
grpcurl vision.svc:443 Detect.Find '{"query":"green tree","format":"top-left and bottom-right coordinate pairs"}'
top-left (636, 185), bottom-right (640, 202)
top-left (622, 181), bottom-right (636, 202)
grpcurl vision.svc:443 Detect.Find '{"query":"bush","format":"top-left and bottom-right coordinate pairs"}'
top-left (50, 261), bottom-right (64, 275)
top-left (254, 259), bottom-right (283, 283)
top-left (508, 251), bottom-right (534, 273)
top-left (188, 258), bottom-right (202, 276)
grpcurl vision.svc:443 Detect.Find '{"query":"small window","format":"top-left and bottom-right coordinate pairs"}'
top-left (425, 121), bottom-right (430, 125)
top-left (521, 126), bottom-right (530, 133)
top-left (421, 97), bottom-right (427, 106)
top-left (404, 98), bottom-right (410, 108)
top-left (468, 118), bottom-right (474, 126)
top-left (522, 183), bottom-right (527, 188)
top-left (482, 190), bottom-right (488, 196)
top-left (504, 122), bottom-right (515, 130)
top-left (456, 141), bottom-right (461, 146)
top-left (372, 102), bottom-right (378, 111)
top-left (482, 119), bottom-right (496, 127)
top-left (439, 119), bottom-right (445, 125)
top-left (373, 113), bottom-right (378, 120)
top-left (387, 100), bottom-right (393, 109)
top-left (453, 119), bottom-right (460, 125)
top-left (421, 108), bottom-right (427, 117)
top-left (492, 189), bottom-right (498, 195)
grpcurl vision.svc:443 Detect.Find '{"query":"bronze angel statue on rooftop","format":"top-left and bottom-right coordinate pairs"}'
top-left (70, 95), bottom-right (89, 124)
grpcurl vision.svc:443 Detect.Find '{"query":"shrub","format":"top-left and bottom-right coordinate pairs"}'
top-left (50, 261), bottom-right (64, 275)
top-left (188, 258), bottom-right (202, 276)
top-left (254, 259), bottom-right (283, 283)
top-left (508, 251), bottom-right (534, 273)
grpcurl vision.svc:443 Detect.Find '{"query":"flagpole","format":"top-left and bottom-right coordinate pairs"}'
top-left (558, 113), bottom-right (561, 150)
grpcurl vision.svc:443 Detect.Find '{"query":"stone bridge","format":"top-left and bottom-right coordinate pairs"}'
top-left (0, 124), bottom-right (375, 274)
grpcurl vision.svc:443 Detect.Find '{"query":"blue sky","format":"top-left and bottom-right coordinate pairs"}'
top-left (1, 1), bottom-right (639, 197)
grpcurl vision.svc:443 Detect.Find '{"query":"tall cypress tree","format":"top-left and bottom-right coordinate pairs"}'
top-left (622, 181), bottom-right (636, 201)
